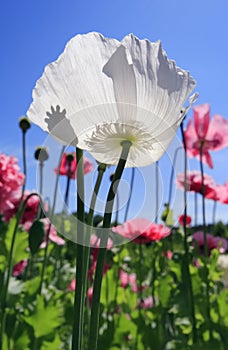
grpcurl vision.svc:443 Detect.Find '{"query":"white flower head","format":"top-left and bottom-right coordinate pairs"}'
top-left (27, 32), bottom-right (196, 167)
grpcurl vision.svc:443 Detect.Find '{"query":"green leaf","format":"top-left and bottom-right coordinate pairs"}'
top-left (29, 220), bottom-right (45, 255)
top-left (23, 294), bottom-right (63, 338)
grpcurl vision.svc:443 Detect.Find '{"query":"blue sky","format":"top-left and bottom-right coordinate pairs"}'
top-left (1, 0), bottom-right (228, 225)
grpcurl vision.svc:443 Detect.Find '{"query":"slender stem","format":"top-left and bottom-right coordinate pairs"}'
top-left (167, 147), bottom-right (182, 206)
top-left (88, 140), bottom-right (132, 350)
top-left (39, 161), bottom-right (44, 197)
top-left (0, 193), bottom-right (40, 350)
top-left (64, 176), bottom-right (71, 207)
top-left (124, 168), bottom-right (135, 222)
top-left (72, 148), bottom-right (85, 350)
top-left (155, 161), bottom-right (159, 223)
top-left (212, 200), bottom-right (217, 225)
top-left (199, 143), bottom-right (212, 339)
top-left (180, 123), bottom-right (197, 343)
top-left (114, 190), bottom-right (120, 225)
top-left (199, 144), bottom-right (208, 256)
top-left (194, 192), bottom-right (198, 227)
top-left (81, 164), bottom-right (106, 341)
top-left (21, 131), bottom-right (27, 196)
top-left (39, 147), bottom-right (65, 294)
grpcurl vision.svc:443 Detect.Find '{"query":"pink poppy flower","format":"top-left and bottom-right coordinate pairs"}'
top-left (164, 250), bottom-right (173, 260)
top-left (54, 152), bottom-right (93, 179)
top-left (184, 104), bottom-right (228, 168)
top-left (119, 270), bottom-right (138, 293)
top-left (0, 153), bottom-right (24, 216)
top-left (138, 296), bottom-right (153, 309)
top-left (88, 287), bottom-right (93, 305)
top-left (88, 234), bottom-right (112, 280)
top-left (192, 231), bottom-right (228, 255)
top-left (176, 171), bottom-right (216, 198)
top-left (178, 214), bottom-right (192, 227)
top-left (40, 218), bottom-right (65, 248)
top-left (112, 218), bottom-right (171, 244)
top-left (213, 181), bottom-right (228, 204)
top-left (68, 278), bottom-right (76, 291)
top-left (13, 259), bottom-right (28, 277)
top-left (3, 190), bottom-right (41, 230)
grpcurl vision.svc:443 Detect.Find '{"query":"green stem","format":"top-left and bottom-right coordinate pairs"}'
top-left (88, 140), bottom-right (132, 350)
top-left (167, 147), bottom-right (182, 206)
top-left (212, 200), bottom-right (217, 225)
top-left (81, 164), bottom-right (106, 340)
top-left (199, 143), bottom-right (212, 339)
top-left (194, 192), bottom-right (198, 227)
top-left (0, 193), bottom-right (40, 350)
top-left (155, 161), bottom-right (159, 223)
top-left (124, 167), bottom-right (135, 222)
top-left (180, 123), bottom-right (197, 343)
top-left (72, 148), bottom-right (85, 350)
top-left (39, 147), bottom-right (65, 294)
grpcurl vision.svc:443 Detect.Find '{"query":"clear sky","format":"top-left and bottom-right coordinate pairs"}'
top-left (1, 0), bottom-right (228, 225)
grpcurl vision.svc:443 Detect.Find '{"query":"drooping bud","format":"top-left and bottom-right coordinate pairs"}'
top-left (34, 147), bottom-right (49, 162)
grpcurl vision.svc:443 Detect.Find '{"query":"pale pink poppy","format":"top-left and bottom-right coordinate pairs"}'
top-left (138, 296), bottom-right (153, 309)
top-left (112, 218), bottom-right (171, 244)
top-left (192, 231), bottom-right (228, 255)
top-left (213, 181), bottom-right (228, 204)
top-left (176, 171), bottom-right (216, 197)
top-left (119, 270), bottom-right (138, 293)
top-left (0, 153), bottom-right (24, 216)
top-left (54, 152), bottom-right (93, 179)
top-left (13, 259), bottom-right (28, 277)
top-left (184, 104), bottom-right (228, 168)
top-left (68, 279), bottom-right (76, 291)
top-left (40, 218), bottom-right (65, 248)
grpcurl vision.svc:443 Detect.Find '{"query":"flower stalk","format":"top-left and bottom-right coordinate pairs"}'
top-left (88, 140), bottom-right (132, 350)
top-left (180, 123), bottom-right (197, 343)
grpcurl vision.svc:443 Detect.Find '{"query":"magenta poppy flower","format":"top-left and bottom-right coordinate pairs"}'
top-left (112, 218), bottom-right (171, 244)
top-left (0, 153), bottom-right (24, 216)
top-left (13, 259), bottom-right (28, 277)
top-left (192, 231), bottom-right (228, 255)
top-left (176, 171), bottom-right (216, 197)
top-left (54, 152), bottom-right (93, 179)
top-left (184, 104), bottom-right (228, 168)
top-left (178, 214), bottom-right (192, 227)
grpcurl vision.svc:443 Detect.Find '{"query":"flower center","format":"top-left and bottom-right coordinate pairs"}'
top-left (83, 121), bottom-right (155, 153)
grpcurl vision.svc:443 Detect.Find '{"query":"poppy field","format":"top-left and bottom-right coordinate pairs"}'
top-left (1, 33), bottom-right (228, 350)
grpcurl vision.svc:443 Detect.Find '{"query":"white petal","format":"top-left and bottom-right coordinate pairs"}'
top-left (27, 32), bottom-right (120, 142)
top-left (103, 44), bottom-right (137, 121)
top-left (121, 34), bottom-right (196, 129)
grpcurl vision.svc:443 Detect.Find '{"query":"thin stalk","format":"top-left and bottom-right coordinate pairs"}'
top-left (64, 176), bottom-right (71, 206)
top-left (39, 147), bottom-right (65, 294)
top-left (155, 161), bottom-right (159, 223)
top-left (72, 148), bottom-right (85, 350)
top-left (124, 167), bottom-right (135, 222)
top-left (167, 147), bottom-right (182, 206)
top-left (114, 190), bottom-right (120, 225)
top-left (39, 161), bottom-right (44, 197)
top-left (180, 123), bottom-right (197, 343)
top-left (81, 164), bottom-right (106, 340)
top-left (199, 143), bottom-right (212, 339)
top-left (88, 140), bottom-right (132, 350)
top-left (21, 131), bottom-right (27, 196)
top-left (212, 200), bottom-right (217, 225)
top-left (0, 193), bottom-right (40, 350)
top-left (194, 192), bottom-right (198, 227)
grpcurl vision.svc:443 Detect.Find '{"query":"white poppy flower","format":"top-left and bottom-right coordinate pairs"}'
top-left (27, 32), bottom-right (197, 167)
